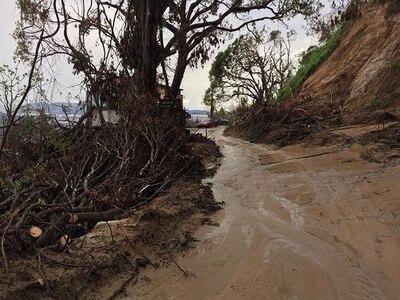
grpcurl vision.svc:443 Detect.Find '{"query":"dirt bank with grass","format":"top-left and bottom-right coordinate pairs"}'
top-left (297, 0), bottom-right (400, 115)
top-left (226, 1), bottom-right (400, 150)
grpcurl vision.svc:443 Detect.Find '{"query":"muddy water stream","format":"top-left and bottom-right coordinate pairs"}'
top-left (129, 127), bottom-right (400, 299)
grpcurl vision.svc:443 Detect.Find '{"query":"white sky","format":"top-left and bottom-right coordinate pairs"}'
top-left (0, 1), bottom-right (18, 64)
top-left (0, 1), bottom-right (318, 111)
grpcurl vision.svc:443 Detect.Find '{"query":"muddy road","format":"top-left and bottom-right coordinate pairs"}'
top-left (130, 127), bottom-right (400, 300)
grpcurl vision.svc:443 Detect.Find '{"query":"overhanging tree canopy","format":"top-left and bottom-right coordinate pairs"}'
top-left (15, 0), bottom-right (321, 111)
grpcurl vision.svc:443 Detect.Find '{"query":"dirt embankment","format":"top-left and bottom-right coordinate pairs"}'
top-left (226, 105), bottom-right (400, 164)
top-left (298, 0), bottom-right (400, 116)
top-left (0, 135), bottom-right (222, 300)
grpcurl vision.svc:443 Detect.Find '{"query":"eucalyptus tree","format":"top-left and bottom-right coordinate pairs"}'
top-left (205, 30), bottom-right (294, 109)
top-left (15, 0), bottom-right (321, 112)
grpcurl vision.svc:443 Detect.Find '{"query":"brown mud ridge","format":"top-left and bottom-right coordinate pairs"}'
top-left (127, 126), bottom-right (400, 299)
top-left (0, 135), bottom-right (223, 300)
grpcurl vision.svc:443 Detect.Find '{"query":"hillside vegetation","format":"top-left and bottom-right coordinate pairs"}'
top-left (277, 22), bottom-right (348, 103)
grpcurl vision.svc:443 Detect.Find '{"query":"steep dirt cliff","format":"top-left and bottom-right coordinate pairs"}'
top-left (298, 0), bottom-right (400, 115)
top-left (226, 0), bottom-right (400, 154)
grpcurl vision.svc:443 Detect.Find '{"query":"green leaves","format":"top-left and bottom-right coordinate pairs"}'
top-left (17, 0), bottom-right (51, 23)
top-left (276, 22), bottom-right (348, 102)
top-left (205, 29), bottom-right (293, 107)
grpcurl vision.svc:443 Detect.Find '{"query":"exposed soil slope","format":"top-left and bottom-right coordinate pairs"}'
top-left (298, 0), bottom-right (400, 115)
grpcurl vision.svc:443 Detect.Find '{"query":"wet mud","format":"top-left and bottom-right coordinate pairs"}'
top-left (127, 126), bottom-right (400, 300)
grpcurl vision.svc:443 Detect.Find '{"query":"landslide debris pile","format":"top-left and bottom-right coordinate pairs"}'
top-left (228, 0), bottom-right (400, 146)
top-left (226, 104), bottom-right (323, 147)
top-left (359, 122), bottom-right (400, 162)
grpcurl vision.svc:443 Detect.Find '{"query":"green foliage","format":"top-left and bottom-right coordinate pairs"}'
top-left (16, 0), bottom-right (50, 23)
top-left (206, 30), bottom-right (293, 107)
top-left (1, 186), bottom-right (11, 198)
top-left (276, 22), bottom-right (348, 103)
top-left (49, 129), bottom-right (71, 152)
top-left (58, 192), bottom-right (69, 204)
top-left (218, 107), bottom-right (226, 118)
top-left (209, 49), bottom-right (233, 83)
top-left (36, 197), bottom-right (47, 205)
top-left (16, 177), bottom-right (30, 191)
top-left (204, 51), bottom-right (230, 114)
top-left (202, 87), bottom-right (214, 114)
top-left (12, 22), bottom-right (31, 62)
top-left (0, 177), bottom-right (12, 200)
top-left (14, 0), bottom-right (50, 62)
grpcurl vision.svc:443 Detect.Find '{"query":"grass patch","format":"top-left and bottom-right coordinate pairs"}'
top-left (276, 22), bottom-right (348, 103)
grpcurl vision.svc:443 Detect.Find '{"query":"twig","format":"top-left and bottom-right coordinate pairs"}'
top-left (0, 30), bottom-right (45, 155)
top-left (38, 249), bottom-right (118, 269)
top-left (119, 252), bottom-right (135, 270)
top-left (78, 231), bottom-right (89, 249)
top-left (124, 237), bottom-right (158, 269)
top-left (262, 149), bottom-right (341, 165)
top-left (0, 278), bottom-right (11, 284)
top-left (162, 244), bottom-right (189, 278)
top-left (1, 213), bottom-right (16, 282)
top-left (106, 273), bottom-right (137, 300)
top-left (36, 248), bottom-right (50, 292)
top-left (105, 220), bottom-right (115, 244)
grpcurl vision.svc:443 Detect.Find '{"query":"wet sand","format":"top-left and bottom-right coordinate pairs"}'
top-left (128, 127), bottom-right (400, 300)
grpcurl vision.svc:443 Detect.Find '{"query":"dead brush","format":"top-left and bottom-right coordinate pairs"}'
top-left (226, 103), bottom-right (322, 146)
top-left (0, 93), bottom-right (205, 259)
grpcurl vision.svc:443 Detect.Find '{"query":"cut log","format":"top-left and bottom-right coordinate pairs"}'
top-left (37, 277), bottom-right (45, 286)
top-left (34, 214), bottom-right (71, 248)
top-left (34, 208), bottom-right (125, 248)
top-left (29, 226), bottom-right (43, 238)
top-left (69, 213), bottom-right (79, 224)
top-left (59, 235), bottom-right (71, 247)
top-left (69, 208), bottom-right (125, 223)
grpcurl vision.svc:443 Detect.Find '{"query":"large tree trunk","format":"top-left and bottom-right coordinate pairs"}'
top-left (170, 52), bottom-right (188, 99)
top-left (133, 0), bottom-right (162, 96)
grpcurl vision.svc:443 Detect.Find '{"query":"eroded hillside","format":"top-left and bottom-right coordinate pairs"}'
top-left (227, 0), bottom-right (400, 149)
top-left (298, 0), bottom-right (400, 114)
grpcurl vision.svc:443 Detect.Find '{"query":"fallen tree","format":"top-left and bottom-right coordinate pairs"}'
top-left (0, 91), bottom-right (208, 264)
top-left (225, 102), bottom-right (325, 147)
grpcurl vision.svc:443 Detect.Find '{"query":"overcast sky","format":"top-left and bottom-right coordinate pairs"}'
top-left (0, 1), bottom-right (317, 110)
top-left (0, 1), bottom-right (18, 65)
